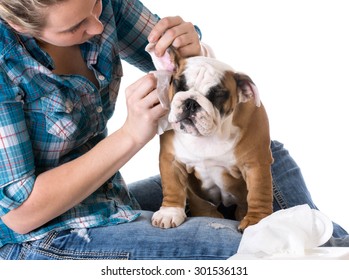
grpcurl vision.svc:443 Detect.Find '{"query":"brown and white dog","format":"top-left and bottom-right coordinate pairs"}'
top-left (147, 46), bottom-right (273, 231)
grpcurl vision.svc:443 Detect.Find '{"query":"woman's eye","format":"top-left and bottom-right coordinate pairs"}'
top-left (69, 26), bottom-right (80, 34)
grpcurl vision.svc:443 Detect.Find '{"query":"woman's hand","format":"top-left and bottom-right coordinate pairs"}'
top-left (122, 74), bottom-right (168, 146)
top-left (148, 16), bottom-right (201, 58)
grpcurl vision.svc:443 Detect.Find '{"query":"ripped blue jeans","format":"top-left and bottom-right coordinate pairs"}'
top-left (0, 141), bottom-right (347, 260)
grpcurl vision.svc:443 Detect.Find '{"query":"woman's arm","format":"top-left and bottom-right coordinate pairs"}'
top-left (114, 0), bottom-right (202, 73)
top-left (2, 74), bottom-right (167, 234)
top-left (114, 0), bottom-right (160, 72)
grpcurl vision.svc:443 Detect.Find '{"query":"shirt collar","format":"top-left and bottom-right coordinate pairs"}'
top-left (18, 33), bottom-right (102, 70)
top-left (17, 34), bottom-right (54, 70)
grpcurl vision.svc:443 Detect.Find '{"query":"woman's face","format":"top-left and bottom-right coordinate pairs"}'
top-left (37, 0), bottom-right (104, 46)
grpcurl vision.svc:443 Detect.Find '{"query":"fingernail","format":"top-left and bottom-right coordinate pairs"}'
top-left (148, 34), bottom-right (155, 43)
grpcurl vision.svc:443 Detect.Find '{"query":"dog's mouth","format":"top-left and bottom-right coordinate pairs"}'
top-left (174, 98), bottom-right (199, 124)
top-left (171, 115), bottom-right (200, 136)
top-left (169, 98), bottom-right (216, 136)
top-left (175, 116), bottom-right (201, 135)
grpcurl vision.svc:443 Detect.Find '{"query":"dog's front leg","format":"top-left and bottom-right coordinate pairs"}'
top-left (238, 164), bottom-right (273, 231)
top-left (152, 131), bottom-right (187, 228)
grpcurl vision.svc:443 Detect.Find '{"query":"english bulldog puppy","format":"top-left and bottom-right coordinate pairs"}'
top-left (147, 46), bottom-right (273, 231)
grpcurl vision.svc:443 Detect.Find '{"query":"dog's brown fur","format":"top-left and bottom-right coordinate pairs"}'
top-left (156, 49), bottom-right (273, 231)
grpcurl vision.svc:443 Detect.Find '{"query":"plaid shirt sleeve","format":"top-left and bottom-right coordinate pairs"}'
top-left (113, 0), bottom-right (160, 72)
top-left (0, 70), bottom-right (36, 216)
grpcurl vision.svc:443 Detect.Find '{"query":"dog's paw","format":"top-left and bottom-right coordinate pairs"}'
top-left (237, 218), bottom-right (251, 232)
top-left (152, 207), bottom-right (187, 229)
top-left (238, 214), bottom-right (267, 232)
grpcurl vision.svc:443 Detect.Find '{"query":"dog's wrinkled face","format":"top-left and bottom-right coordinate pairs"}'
top-left (146, 45), bottom-right (260, 137)
top-left (168, 57), bottom-right (239, 136)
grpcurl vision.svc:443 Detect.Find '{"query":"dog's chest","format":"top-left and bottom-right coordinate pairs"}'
top-left (173, 133), bottom-right (241, 198)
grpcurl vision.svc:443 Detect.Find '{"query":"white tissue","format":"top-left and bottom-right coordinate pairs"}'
top-left (150, 70), bottom-right (172, 110)
top-left (150, 70), bottom-right (172, 135)
top-left (146, 43), bottom-right (174, 135)
top-left (233, 204), bottom-right (333, 258)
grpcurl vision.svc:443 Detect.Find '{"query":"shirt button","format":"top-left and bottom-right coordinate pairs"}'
top-left (107, 182), bottom-right (113, 189)
top-left (98, 75), bottom-right (105, 81)
top-left (15, 95), bottom-right (23, 102)
top-left (65, 100), bottom-right (74, 113)
top-left (96, 106), bottom-right (103, 113)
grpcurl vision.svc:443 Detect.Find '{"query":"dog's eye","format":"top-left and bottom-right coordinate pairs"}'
top-left (208, 86), bottom-right (230, 114)
top-left (215, 89), bottom-right (229, 98)
top-left (208, 86), bottom-right (229, 101)
top-left (173, 75), bottom-right (188, 92)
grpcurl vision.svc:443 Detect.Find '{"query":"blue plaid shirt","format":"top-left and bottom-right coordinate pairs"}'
top-left (0, 0), bottom-right (161, 247)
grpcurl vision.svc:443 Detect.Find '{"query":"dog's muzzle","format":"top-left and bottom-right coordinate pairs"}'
top-left (176, 98), bottom-right (200, 121)
top-left (168, 91), bottom-right (217, 136)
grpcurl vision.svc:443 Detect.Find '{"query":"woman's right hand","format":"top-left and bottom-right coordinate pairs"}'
top-left (122, 74), bottom-right (168, 147)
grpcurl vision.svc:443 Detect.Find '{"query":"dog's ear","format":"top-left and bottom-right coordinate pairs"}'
top-left (146, 43), bottom-right (182, 73)
top-left (234, 73), bottom-right (261, 107)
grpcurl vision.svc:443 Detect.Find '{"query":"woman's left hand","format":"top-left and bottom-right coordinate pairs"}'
top-left (148, 16), bottom-right (201, 58)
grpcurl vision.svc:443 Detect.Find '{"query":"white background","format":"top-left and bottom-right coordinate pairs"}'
top-left (107, 0), bottom-right (349, 231)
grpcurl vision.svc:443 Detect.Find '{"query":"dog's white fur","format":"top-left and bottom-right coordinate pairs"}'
top-left (152, 57), bottom-right (244, 228)
top-left (152, 206), bottom-right (186, 228)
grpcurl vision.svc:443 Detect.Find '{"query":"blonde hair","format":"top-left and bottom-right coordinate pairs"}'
top-left (0, 0), bottom-right (67, 35)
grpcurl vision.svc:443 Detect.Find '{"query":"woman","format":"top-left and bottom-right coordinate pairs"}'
top-left (0, 0), bottom-right (347, 260)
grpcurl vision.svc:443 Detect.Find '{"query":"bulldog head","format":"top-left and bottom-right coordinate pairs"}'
top-left (147, 45), bottom-right (260, 137)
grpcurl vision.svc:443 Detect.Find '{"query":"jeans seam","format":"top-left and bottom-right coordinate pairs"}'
top-left (19, 243), bottom-right (30, 260)
top-left (272, 178), bottom-right (288, 210)
top-left (31, 229), bottom-right (130, 260)
top-left (27, 246), bottom-right (130, 260)
top-left (0, 244), bottom-right (14, 260)
top-left (40, 231), bottom-right (59, 250)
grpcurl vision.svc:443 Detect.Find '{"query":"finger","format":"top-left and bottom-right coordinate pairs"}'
top-left (142, 89), bottom-right (169, 118)
top-left (176, 42), bottom-right (201, 58)
top-left (151, 101), bottom-right (169, 120)
top-left (152, 25), bottom-right (190, 57)
top-left (152, 31), bottom-right (178, 57)
top-left (172, 29), bottom-right (199, 46)
top-left (126, 74), bottom-right (157, 99)
top-left (143, 89), bottom-right (163, 108)
top-left (148, 16), bottom-right (183, 43)
top-left (152, 23), bottom-right (199, 57)
top-left (126, 74), bottom-right (153, 93)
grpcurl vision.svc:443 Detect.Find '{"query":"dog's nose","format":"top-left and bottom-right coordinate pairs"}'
top-left (184, 98), bottom-right (200, 113)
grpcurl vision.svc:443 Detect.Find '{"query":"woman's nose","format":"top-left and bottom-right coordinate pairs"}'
top-left (86, 16), bottom-right (104, 35)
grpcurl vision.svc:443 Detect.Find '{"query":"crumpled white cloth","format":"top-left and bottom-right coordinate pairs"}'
top-left (232, 204), bottom-right (333, 258)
